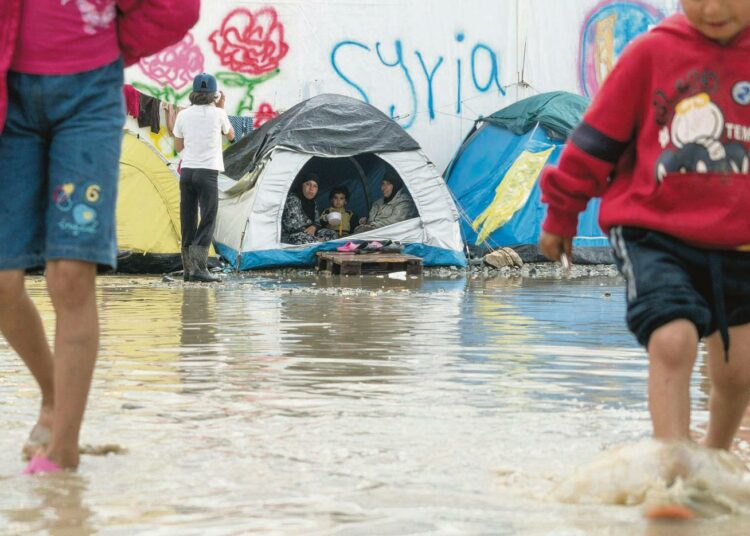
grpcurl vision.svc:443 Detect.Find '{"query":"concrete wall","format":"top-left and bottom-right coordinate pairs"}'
top-left (125, 0), bottom-right (681, 170)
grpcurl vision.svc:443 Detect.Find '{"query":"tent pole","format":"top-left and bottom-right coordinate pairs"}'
top-left (236, 217), bottom-right (250, 272)
top-left (348, 156), bottom-right (371, 213)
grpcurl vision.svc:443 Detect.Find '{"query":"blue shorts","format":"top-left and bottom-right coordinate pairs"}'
top-left (0, 58), bottom-right (125, 270)
top-left (610, 226), bottom-right (750, 347)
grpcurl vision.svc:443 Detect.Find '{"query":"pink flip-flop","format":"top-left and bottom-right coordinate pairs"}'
top-left (336, 241), bottom-right (360, 252)
top-left (23, 455), bottom-right (62, 475)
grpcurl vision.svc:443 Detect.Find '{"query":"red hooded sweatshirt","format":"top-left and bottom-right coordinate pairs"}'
top-left (0, 0), bottom-right (200, 134)
top-left (541, 14), bottom-right (750, 250)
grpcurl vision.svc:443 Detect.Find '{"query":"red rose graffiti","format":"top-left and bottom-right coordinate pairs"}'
top-left (253, 103), bottom-right (278, 129)
top-left (210, 7), bottom-right (289, 75)
top-left (211, 7), bottom-right (288, 115)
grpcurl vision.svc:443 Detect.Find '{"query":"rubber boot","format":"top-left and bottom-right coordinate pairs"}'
top-left (188, 245), bottom-right (221, 283)
top-left (181, 247), bottom-right (192, 282)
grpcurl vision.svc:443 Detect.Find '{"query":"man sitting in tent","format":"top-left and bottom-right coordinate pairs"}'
top-left (354, 174), bottom-right (417, 233)
top-left (281, 174), bottom-right (339, 245)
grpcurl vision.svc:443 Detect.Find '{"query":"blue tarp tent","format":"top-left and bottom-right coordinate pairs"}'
top-left (445, 92), bottom-right (611, 262)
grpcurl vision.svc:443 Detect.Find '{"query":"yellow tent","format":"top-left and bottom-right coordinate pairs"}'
top-left (116, 132), bottom-right (182, 273)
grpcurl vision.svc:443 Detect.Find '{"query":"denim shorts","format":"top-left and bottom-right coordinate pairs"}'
top-left (0, 58), bottom-right (125, 270)
top-left (610, 226), bottom-right (750, 347)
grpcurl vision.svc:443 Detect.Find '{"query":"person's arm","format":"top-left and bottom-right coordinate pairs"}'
top-left (540, 35), bottom-right (648, 258)
top-left (172, 113), bottom-right (184, 153)
top-left (117, 0), bottom-right (200, 66)
top-left (217, 94), bottom-right (236, 142)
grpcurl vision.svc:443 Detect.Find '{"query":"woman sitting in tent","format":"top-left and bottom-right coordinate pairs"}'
top-left (281, 173), bottom-right (339, 245)
top-left (354, 174), bottom-right (417, 233)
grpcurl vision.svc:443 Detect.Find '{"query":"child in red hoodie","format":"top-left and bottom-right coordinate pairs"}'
top-left (541, 0), bottom-right (750, 458)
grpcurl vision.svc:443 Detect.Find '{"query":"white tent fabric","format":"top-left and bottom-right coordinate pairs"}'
top-left (213, 148), bottom-right (465, 269)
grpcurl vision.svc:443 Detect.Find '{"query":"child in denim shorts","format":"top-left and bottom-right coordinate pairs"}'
top-left (540, 0), bottom-right (750, 463)
top-left (0, 0), bottom-right (198, 473)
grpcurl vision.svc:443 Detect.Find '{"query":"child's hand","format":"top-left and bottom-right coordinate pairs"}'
top-left (216, 91), bottom-right (226, 109)
top-left (359, 217), bottom-right (367, 225)
top-left (539, 231), bottom-right (572, 262)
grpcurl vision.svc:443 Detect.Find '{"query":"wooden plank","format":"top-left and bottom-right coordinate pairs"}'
top-left (340, 261), bottom-right (361, 276)
top-left (316, 250), bottom-right (422, 276)
top-left (318, 252), bottom-right (421, 262)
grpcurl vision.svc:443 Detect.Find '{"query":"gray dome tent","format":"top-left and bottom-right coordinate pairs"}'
top-left (214, 94), bottom-right (464, 270)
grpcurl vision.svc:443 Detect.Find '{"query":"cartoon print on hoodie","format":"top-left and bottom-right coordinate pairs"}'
top-left (61, 0), bottom-right (116, 35)
top-left (654, 71), bottom-right (750, 181)
top-left (539, 14), bottom-right (750, 250)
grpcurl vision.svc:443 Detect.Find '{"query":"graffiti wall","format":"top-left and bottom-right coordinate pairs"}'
top-left (125, 0), bottom-right (681, 171)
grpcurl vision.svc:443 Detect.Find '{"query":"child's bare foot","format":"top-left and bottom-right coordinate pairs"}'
top-left (42, 444), bottom-right (80, 471)
top-left (22, 424), bottom-right (51, 461)
top-left (21, 405), bottom-right (54, 461)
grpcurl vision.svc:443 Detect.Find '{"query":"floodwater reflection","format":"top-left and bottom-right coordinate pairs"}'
top-left (0, 274), bottom-right (748, 534)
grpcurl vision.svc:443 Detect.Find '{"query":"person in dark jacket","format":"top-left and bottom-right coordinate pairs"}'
top-left (281, 174), bottom-right (338, 244)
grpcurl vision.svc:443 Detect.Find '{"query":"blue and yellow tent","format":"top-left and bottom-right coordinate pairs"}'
top-left (445, 92), bottom-right (610, 262)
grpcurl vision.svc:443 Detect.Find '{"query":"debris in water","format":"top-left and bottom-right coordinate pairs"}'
top-left (551, 440), bottom-right (750, 518)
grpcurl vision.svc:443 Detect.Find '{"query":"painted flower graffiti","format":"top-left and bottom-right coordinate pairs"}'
top-left (135, 33), bottom-right (205, 103)
top-left (140, 33), bottom-right (205, 90)
top-left (210, 7), bottom-right (289, 115)
top-left (253, 103), bottom-right (278, 129)
top-left (210, 7), bottom-right (289, 75)
top-left (579, 1), bottom-right (664, 97)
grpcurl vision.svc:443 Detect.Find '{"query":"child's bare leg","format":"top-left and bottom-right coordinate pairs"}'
top-left (43, 260), bottom-right (99, 469)
top-left (704, 324), bottom-right (750, 450)
top-left (0, 270), bottom-right (55, 438)
top-left (647, 319), bottom-right (699, 441)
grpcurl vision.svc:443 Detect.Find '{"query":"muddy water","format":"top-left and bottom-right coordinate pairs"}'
top-left (1, 274), bottom-right (749, 534)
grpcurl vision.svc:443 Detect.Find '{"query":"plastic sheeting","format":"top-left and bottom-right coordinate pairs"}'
top-left (223, 94), bottom-right (421, 180)
top-left (483, 91), bottom-right (590, 141)
top-left (471, 147), bottom-right (555, 245)
top-left (445, 92), bottom-right (608, 256)
top-left (116, 132), bottom-right (183, 273)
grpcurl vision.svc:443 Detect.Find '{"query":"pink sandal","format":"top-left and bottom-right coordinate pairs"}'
top-left (336, 241), bottom-right (361, 252)
top-left (23, 454), bottom-right (62, 475)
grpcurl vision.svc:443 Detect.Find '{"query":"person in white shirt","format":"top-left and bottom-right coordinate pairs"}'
top-left (173, 73), bottom-right (235, 282)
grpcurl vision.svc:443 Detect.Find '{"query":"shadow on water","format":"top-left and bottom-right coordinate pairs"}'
top-left (0, 274), bottom-right (748, 534)
top-left (2, 474), bottom-right (94, 535)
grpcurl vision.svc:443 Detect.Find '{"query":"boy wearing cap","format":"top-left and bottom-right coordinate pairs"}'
top-left (173, 73), bottom-right (235, 282)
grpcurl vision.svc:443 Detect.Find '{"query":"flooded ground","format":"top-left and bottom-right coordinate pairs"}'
top-left (1, 273), bottom-right (749, 535)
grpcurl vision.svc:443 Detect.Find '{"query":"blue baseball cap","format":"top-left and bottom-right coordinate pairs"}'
top-left (193, 73), bottom-right (217, 93)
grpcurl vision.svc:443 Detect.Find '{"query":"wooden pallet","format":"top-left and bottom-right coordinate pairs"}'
top-left (316, 251), bottom-right (423, 276)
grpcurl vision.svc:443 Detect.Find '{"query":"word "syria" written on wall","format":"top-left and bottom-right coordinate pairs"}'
top-left (331, 34), bottom-right (506, 129)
